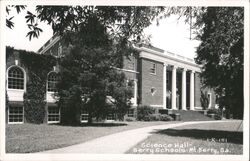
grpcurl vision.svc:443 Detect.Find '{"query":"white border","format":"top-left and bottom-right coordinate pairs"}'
top-left (243, 1), bottom-right (249, 160)
top-left (0, 0), bottom-right (247, 6)
top-left (0, 1), bottom-right (249, 161)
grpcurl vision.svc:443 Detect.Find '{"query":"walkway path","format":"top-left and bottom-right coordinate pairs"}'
top-left (41, 120), bottom-right (234, 154)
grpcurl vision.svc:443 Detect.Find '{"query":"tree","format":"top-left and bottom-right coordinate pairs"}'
top-left (58, 52), bottom-right (133, 124)
top-left (168, 7), bottom-right (244, 118)
top-left (6, 5), bottom-right (165, 124)
top-left (195, 7), bottom-right (243, 119)
top-left (56, 21), bottom-right (134, 123)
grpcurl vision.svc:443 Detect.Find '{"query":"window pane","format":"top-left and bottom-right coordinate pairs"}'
top-left (48, 106), bottom-right (60, 122)
top-left (47, 72), bottom-right (58, 92)
top-left (127, 109), bottom-right (134, 117)
top-left (107, 113), bottom-right (115, 120)
top-left (9, 106), bottom-right (23, 123)
top-left (150, 63), bottom-right (156, 74)
top-left (81, 109), bottom-right (89, 121)
top-left (8, 67), bottom-right (24, 89)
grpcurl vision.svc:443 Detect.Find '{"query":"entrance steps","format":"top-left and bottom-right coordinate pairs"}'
top-left (159, 109), bottom-right (215, 121)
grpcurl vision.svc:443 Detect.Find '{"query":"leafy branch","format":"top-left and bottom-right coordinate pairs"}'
top-left (6, 5), bottom-right (26, 29)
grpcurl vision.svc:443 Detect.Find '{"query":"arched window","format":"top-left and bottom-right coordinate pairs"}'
top-left (47, 72), bottom-right (58, 92)
top-left (8, 66), bottom-right (24, 90)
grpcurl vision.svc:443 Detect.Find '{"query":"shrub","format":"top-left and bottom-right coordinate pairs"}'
top-left (214, 114), bottom-right (222, 120)
top-left (149, 114), bottom-right (161, 121)
top-left (160, 114), bottom-right (174, 121)
top-left (207, 109), bottom-right (222, 120)
top-left (158, 109), bottom-right (168, 114)
top-left (137, 105), bottom-right (155, 121)
top-left (125, 117), bottom-right (136, 122)
top-left (207, 108), bottom-right (221, 115)
top-left (143, 115), bottom-right (150, 121)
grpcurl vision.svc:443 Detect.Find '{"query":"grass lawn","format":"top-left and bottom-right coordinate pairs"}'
top-left (6, 121), bottom-right (178, 153)
top-left (126, 120), bottom-right (243, 155)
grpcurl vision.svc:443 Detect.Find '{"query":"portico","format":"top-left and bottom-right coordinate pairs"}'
top-left (137, 45), bottom-right (201, 110)
top-left (163, 64), bottom-right (197, 110)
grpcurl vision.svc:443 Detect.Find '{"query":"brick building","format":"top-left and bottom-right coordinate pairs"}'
top-left (6, 35), bottom-right (216, 124)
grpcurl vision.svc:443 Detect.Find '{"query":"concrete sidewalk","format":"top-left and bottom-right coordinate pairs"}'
top-left (41, 120), bottom-right (233, 154)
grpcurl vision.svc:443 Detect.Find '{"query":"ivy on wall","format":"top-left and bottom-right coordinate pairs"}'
top-left (6, 46), bottom-right (14, 60)
top-left (6, 46), bottom-right (56, 123)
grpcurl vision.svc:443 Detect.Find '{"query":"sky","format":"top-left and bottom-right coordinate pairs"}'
top-left (5, 6), bottom-right (201, 59)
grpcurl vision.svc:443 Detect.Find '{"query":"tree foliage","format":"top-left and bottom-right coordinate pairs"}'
top-left (56, 16), bottom-right (135, 124)
top-left (200, 90), bottom-right (209, 110)
top-left (195, 7), bottom-right (244, 118)
top-left (6, 5), bottom-right (164, 44)
top-left (168, 7), bottom-right (244, 118)
top-left (57, 44), bottom-right (133, 124)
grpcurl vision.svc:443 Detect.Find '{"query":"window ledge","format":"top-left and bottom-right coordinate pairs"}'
top-left (48, 121), bottom-right (60, 124)
top-left (8, 122), bottom-right (24, 124)
top-left (7, 89), bottom-right (25, 91)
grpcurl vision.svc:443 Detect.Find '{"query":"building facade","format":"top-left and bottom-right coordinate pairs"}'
top-left (5, 35), bottom-right (216, 124)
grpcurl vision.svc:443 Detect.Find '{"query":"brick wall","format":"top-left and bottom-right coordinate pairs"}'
top-left (6, 50), bottom-right (57, 124)
top-left (6, 51), bottom-right (28, 75)
top-left (123, 55), bottom-right (138, 72)
top-left (139, 58), bottom-right (163, 106)
top-left (123, 71), bottom-right (137, 80)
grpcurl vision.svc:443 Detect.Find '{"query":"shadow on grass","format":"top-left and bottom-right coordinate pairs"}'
top-left (55, 122), bottom-right (128, 127)
top-left (81, 122), bottom-right (128, 127)
top-left (152, 129), bottom-right (243, 144)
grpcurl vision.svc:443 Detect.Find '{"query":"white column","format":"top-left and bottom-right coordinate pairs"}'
top-left (190, 71), bottom-right (195, 110)
top-left (133, 80), bottom-right (137, 106)
top-left (163, 63), bottom-right (167, 109)
top-left (182, 68), bottom-right (187, 110)
top-left (171, 66), bottom-right (177, 110)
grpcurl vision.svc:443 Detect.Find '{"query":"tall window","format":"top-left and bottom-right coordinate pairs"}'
top-left (166, 71), bottom-right (171, 90)
top-left (48, 106), bottom-right (60, 123)
top-left (215, 95), bottom-right (219, 104)
top-left (8, 66), bottom-right (24, 90)
top-left (128, 56), bottom-right (135, 70)
top-left (127, 109), bottom-right (134, 117)
top-left (107, 112), bottom-right (115, 121)
top-left (150, 63), bottom-right (156, 74)
top-left (80, 108), bottom-right (89, 122)
top-left (208, 93), bottom-right (212, 108)
top-left (8, 106), bottom-right (24, 123)
top-left (127, 79), bottom-right (135, 98)
top-left (47, 72), bottom-right (58, 92)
